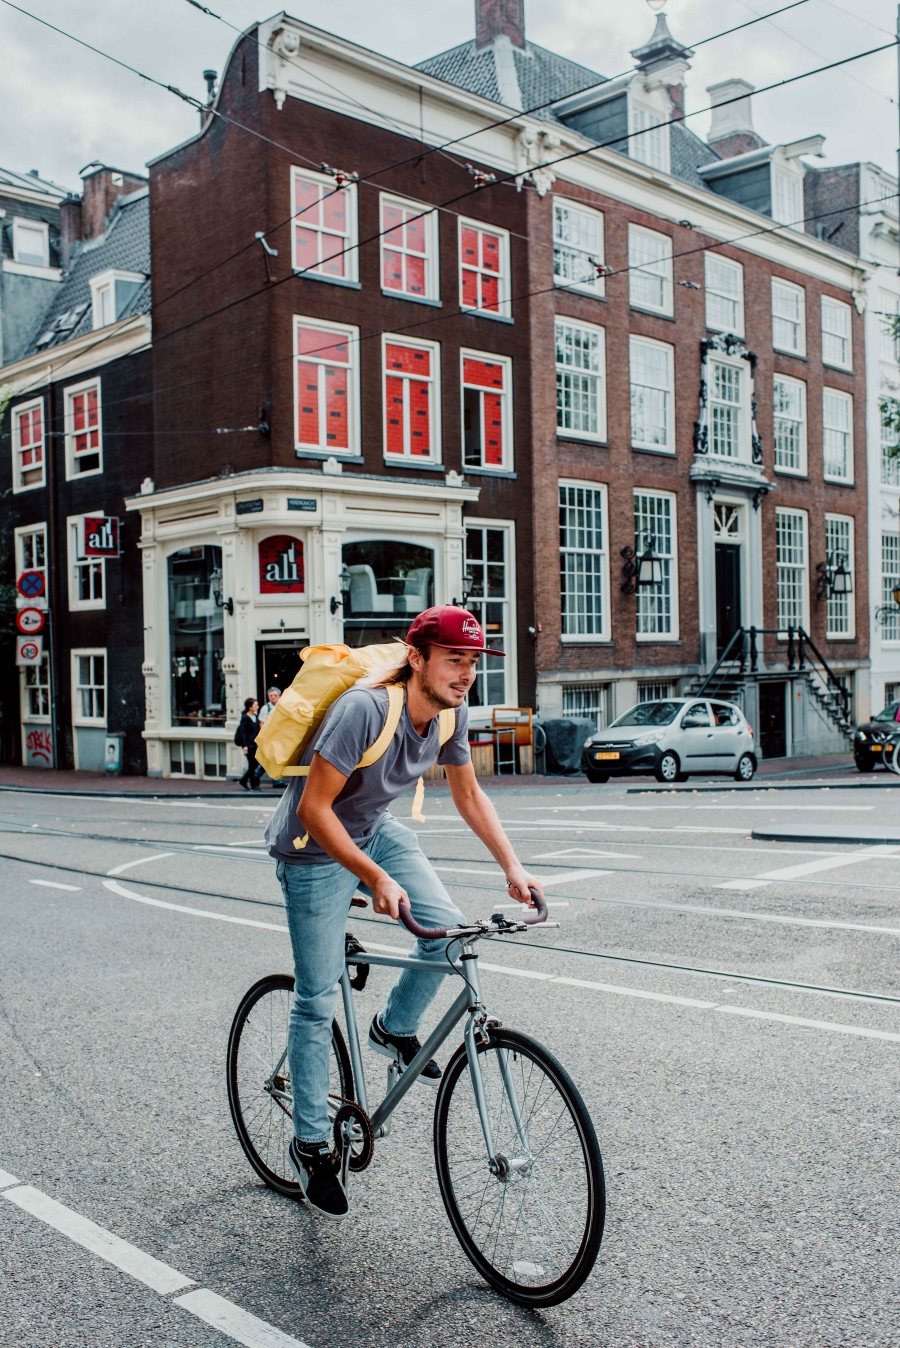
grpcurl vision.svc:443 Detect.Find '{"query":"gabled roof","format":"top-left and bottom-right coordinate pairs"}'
top-left (24, 189), bottom-right (150, 355)
top-left (0, 164), bottom-right (71, 203)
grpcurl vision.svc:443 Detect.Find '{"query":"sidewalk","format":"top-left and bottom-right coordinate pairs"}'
top-left (0, 750), bottom-right (862, 796)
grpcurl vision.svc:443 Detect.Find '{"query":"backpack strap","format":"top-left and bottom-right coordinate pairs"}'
top-left (410, 706), bottom-right (457, 823)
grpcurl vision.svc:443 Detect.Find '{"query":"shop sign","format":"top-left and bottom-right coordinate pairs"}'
top-left (16, 634), bottom-right (43, 665)
top-left (259, 535), bottom-right (304, 593)
top-left (83, 516), bottom-right (121, 557)
top-left (16, 607), bottom-right (45, 635)
top-left (17, 569), bottom-right (45, 599)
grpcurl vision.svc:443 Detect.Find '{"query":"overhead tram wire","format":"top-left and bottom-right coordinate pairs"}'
top-left (4, 0), bottom-right (891, 343)
top-left (32, 186), bottom-right (898, 424)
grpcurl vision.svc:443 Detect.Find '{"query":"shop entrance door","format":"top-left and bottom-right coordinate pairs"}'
top-left (758, 681), bottom-right (787, 759)
top-left (255, 642), bottom-right (306, 702)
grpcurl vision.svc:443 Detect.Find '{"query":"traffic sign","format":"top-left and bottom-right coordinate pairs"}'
top-left (17, 570), bottom-right (45, 599)
top-left (16, 635), bottom-right (42, 666)
top-left (16, 607), bottom-right (45, 635)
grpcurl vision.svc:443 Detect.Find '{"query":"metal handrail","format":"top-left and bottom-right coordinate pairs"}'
top-left (694, 625), bottom-right (851, 725)
top-left (694, 626), bottom-right (745, 697)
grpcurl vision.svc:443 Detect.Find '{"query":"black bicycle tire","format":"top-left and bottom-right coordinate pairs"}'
top-left (226, 972), bottom-right (354, 1198)
top-left (432, 1027), bottom-right (605, 1308)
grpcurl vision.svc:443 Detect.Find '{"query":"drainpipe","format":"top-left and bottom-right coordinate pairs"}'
top-left (46, 374), bottom-right (62, 768)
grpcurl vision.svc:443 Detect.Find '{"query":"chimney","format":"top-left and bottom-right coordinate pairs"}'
top-left (59, 194), bottom-right (83, 270)
top-left (79, 164), bottom-right (147, 240)
top-left (475, 0), bottom-right (525, 50)
top-left (706, 79), bottom-right (767, 158)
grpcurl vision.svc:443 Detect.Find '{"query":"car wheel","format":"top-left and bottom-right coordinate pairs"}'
top-left (585, 771), bottom-right (610, 784)
top-left (734, 753), bottom-right (756, 783)
top-left (655, 751), bottom-right (680, 784)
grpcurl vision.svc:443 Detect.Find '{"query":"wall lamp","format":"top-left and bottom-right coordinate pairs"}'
top-left (210, 566), bottom-right (234, 615)
top-left (330, 564), bottom-right (352, 615)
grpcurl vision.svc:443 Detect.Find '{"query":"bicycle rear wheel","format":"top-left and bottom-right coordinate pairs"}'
top-left (227, 973), bottom-right (353, 1198)
top-left (433, 1027), bottom-right (604, 1308)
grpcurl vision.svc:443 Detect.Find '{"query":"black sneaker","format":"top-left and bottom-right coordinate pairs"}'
top-left (368, 1014), bottom-right (441, 1081)
top-left (288, 1138), bottom-right (349, 1221)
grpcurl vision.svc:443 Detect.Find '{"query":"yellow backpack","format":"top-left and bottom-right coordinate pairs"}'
top-left (254, 643), bottom-right (456, 842)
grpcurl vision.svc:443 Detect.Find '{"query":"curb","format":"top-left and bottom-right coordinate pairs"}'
top-left (752, 829), bottom-right (900, 845)
top-left (0, 784), bottom-right (285, 801)
top-left (628, 780), bottom-right (900, 794)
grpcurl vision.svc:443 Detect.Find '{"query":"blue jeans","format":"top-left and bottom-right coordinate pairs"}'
top-left (276, 812), bottom-right (466, 1143)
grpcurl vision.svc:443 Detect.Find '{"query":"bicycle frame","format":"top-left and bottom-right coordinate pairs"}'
top-left (338, 941), bottom-right (514, 1168)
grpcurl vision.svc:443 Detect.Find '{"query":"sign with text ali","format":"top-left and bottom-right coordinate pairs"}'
top-left (83, 516), bottom-right (120, 557)
top-left (258, 536), bottom-right (304, 594)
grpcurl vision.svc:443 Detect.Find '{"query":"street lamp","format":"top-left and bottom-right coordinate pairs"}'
top-left (452, 570), bottom-right (475, 607)
top-left (829, 557), bottom-right (853, 597)
top-left (210, 565), bottom-right (234, 615)
top-left (636, 537), bottom-right (663, 587)
top-left (330, 564), bottom-right (353, 615)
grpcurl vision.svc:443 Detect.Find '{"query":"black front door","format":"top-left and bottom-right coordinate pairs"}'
top-left (255, 642), bottom-right (306, 701)
top-left (715, 544), bottom-right (742, 656)
top-left (758, 681), bottom-right (787, 759)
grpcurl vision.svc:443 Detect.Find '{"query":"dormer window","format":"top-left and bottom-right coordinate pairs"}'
top-left (12, 218), bottom-right (49, 268)
top-left (89, 270), bottom-right (144, 330)
top-left (628, 92), bottom-right (669, 173)
top-left (771, 166), bottom-right (802, 226)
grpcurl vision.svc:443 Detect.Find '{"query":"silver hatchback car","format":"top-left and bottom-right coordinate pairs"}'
top-left (581, 697), bottom-right (757, 784)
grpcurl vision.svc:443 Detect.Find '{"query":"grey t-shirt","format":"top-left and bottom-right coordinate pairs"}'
top-left (265, 686), bottom-right (471, 865)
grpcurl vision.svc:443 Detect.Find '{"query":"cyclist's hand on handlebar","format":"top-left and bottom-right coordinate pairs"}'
top-left (505, 866), bottom-right (545, 908)
top-left (370, 873), bottom-right (409, 921)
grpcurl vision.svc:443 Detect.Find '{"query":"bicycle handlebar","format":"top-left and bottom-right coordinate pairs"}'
top-left (397, 886), bottom-right (548, 940)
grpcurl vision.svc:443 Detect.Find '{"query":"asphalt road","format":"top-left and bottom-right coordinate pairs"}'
top-left (2, 774), bottom-right (900, 1347)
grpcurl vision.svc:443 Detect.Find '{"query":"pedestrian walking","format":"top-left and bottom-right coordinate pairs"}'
top-left (235, 698), bottom-right (262, 790)
top-left (257, 686), bottom-right (281, 724)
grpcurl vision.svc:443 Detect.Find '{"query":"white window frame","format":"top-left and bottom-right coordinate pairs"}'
top-left (552, 198), bottom-right (604, 297)
top-left (772, 374), bottom-right (807, 476)
top-left (881, 415), bottom-right (900, 486)
top-left (629, 336), bottom-right (674, 453)
top-left (379, 193), bottom-right (439, 302)
top-left (562, 682), bottom-right (611, 731)
top-left (628, 95), bottom-right (670, 173)
top-left (458, 217), bottom-right (511, 320)
top-left (634, 488), bottom-right (679, 642)
top-left (64, 377), bottom-right (103, 480)
top-left (12, 216), bottom-right (49, 267)
top-left (878, 289), bottom-right (900, 365)
top-left (628, 224), bottom-right (673, 316)
top-left (12, 396), bottom-right (45, 492)
top-left (555, 317), bottom-right (606, 442)
top-left (381, 333), bottom-right (441, 464)
top-left (824, 514), bottom-right (854, 639)
top-left (14, 522), bottom-right (47, 595)
top-left (771, 166), bottom-right (803, 226)
top-left (20, 650), bottom-right (51, 726)
top-left (707, 354), bottom-right (751, 461)
top-left (460, 348), bottom-right (513, 472)
top-left (882, 532), bottom-right (900, 644)
top-left (821, 296), bottom-right (852, 371)
top-left (705, 254), bottom-right (744, 336)
top-left (67, 514), bottom-right (106, 612)
top-left (89, 268), bottom-right (145, 330)
top-left (71, 649), bottom-right (107, 727)
top-left (558, 480), bottom-right (610, 643)
top-left (293, 315), bottom-right (360, 457)
top-left (822, 388), bottom-right (853, 483)
top-left (771, 278), bottom-right (806, 356)
top-left (464, 518), bottom-right (517, 710)
top-left (289, 166), bottom-right (359, 284)
top-left (775, 507), bottom-right (809, 632)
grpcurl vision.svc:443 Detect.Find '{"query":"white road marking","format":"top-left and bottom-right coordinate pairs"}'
top-left (715, 879), bottom-right (773, 891)
top-left (505, 805), bottom-right (873, 813)
top-left (2, 1185), bottom-right (194, 1294)
top-left (28, 879), bottom-right (81, 891)
top-left (533, 848), bottom-right (644, 860)
top-left (0, 1168), bottom-right (20, 1188)
top-left (494, 901), bottom-right (570, 910)
top-left (100, 882), bottom-right (900, 1045)
top-left (753, 845), bottom-right (900, 882)
top-left (432, 865), bottom-right (611, 885)
top-left (106, 853), bottom-right (176, 876)
top-left (193, 845), bottom-right (272, 859)
top-left (174, 1289), bottom-right (313, 1348)
top-left (2, 1177), bottom-right (314, 1348)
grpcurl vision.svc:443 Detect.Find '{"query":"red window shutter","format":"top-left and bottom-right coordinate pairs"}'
top-left (294, 225), bottom-right (318, 269)
top-left (294, 176), bottom-right (320, 218)
top-left (463, 358), bottom-right (503, 390)
top-left (385, 375), bottom-right (405, 455)
top-left (297, 325), bottom-right (349, 362)
top-left (382, 202), bottom-right (404, 244)
top-left (484, 392), bottom-right (503, 464)
top-left (322, 192), bottom-right (346, 233)
top-left (405, 254), bottom-right (425, 295)
top-left (481, 232), bottom-right (500, 273)
top-left (319, 234), bottom-right (345, 277)
top-left (87, 387), bottom-right (98, 426)
top-left (324, 365), bottom-right (348, 448)
top-left (480, 272), bottom-right (499, 312)
top-left (386, 343), bottom-right (430, 376)
top-left (383, 249), bottom-right (403, 290)
top-left (73, 394), bottom-right (86, 433)
top-left (297, 361), bottom-right (320, 445)
top-left (405, 213), bottom-right (426, 255)
top-left (460, 227), bottom-right (478, 263)
top-left (409, 380), bottom-right (431, 455)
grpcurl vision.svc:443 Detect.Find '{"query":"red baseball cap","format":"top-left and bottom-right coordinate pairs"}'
top-left (405, 605), bottom-right (506, 656)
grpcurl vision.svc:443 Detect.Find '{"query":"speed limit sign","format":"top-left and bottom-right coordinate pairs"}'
top-left (16, 607), bottom-right (45, 635)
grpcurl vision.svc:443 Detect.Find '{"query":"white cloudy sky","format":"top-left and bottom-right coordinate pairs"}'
top-left (1, 0), bottom-right (897, 191)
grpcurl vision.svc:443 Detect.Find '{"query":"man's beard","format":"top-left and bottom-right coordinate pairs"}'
top-left (416, 664), bottom-right (465, 711)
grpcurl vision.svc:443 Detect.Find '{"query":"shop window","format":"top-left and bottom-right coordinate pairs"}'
top-left (458, 218), bottom-right (510, 318)
top-left (462, 351), bottom-right (512, 471)
top-left (64, 379), bottom-right (102, 477)
top-left (465, 525), bottom-right (510, 708)
top-left (168, 546), bottom-right (226, 727)
top-left (13, 398), bottom-right (45, 491)
top-left (341, 540), bottom-right (434, 647)
top-left (380, 195), bottom-right (438, 300)
top-left (294, 317), bottom-right (358, 456)
top-left (383, 338), bottom-right (440, 461)
top-left (290, 167), bottom-right (358, 282)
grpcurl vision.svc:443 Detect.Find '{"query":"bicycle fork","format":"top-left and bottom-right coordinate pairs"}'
top-left (461, 956), bottom-right (533, 1177)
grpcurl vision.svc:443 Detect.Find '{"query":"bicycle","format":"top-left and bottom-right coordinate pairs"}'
top-left (226, 889), bottom-right (605, 1308)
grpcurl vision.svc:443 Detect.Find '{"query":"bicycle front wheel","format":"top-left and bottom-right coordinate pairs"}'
top-left (227, 973), bottom-right (353, 1198)
top-left (434, 1027), bottom-right (604, 1308)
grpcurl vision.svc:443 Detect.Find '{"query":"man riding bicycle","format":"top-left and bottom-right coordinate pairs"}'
top-left (265, 606), bottom-right (544, 1220)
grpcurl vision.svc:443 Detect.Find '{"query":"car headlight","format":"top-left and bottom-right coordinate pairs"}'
top-left (633, 731), bottom-right (663, 747)
top-left (584, 737), bottom-right (595, 748)
top-left (856, 730), bottom-right (867, 741)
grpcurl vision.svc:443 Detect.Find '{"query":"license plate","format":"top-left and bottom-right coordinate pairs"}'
top-left (595, 751), bottom-right (620, 760)
top-left (872, 744), bottom-right (882, 752)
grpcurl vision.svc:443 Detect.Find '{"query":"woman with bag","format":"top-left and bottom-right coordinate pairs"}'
top-left (235, 697), bottom-right (261, 790)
